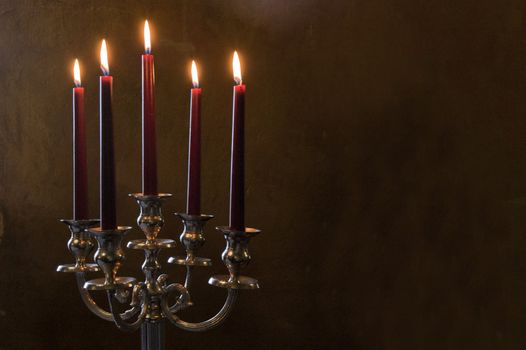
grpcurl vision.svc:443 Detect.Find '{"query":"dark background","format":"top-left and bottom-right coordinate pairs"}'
top-left (0, 0), bottom-right (525, 349)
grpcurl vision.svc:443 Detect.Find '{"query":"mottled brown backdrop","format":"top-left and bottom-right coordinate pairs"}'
top-left (1, 0), bottom-right (526, 349)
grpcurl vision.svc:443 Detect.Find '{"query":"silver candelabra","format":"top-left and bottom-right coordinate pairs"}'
top-left (57, 193), bottom-right (260, 350)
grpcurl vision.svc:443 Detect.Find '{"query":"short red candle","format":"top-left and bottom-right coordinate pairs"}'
top-left (142, 20), bottom-right (157, 195)
top-left (187, 61), bottom-right (201, 215)
top-left (229, 52), bottom-right (245, 231)
top-left (99, 40), bottom-right (117, 230)
top-left (72, 59), bottom-right (88, 220)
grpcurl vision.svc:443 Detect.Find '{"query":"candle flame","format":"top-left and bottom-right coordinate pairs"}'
top-left (74, 59), bottom-right (81, 87)
top-left (233, 51), bottom-right (242, 85)
top-left (191, 60), bottom-right (199, 88)
top-left (144, 20), bottom-right (151, 54)
top-left (100, 39), bottom-right (110, 75)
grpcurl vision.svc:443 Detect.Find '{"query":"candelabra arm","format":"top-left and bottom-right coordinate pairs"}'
top-left (75, 272), bottom-right (141, 321)
top-left (107, 290), bottom-right (148, 332)
top-left (161, 289), bottom-right (238, 332)
top-left (167, 266), bottom-right (193, 313)
top-left (75, 272), bottom-right (114, 321)
top-left (184, 265), bottom-right (193, 290)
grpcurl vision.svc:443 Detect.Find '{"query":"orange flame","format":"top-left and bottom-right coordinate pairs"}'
top-left (100, 39), bottom-right (109, 75)
top-left (233, 51), bottom-right (242, 85)
top-left (191, 60), bottom-right (199, 88)
top-left (144, 20), bottom-right (151, 53)
top-left (74, 59), bottom-right (81, 87)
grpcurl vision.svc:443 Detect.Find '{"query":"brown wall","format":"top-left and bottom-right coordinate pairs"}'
top-left (1, 0), bottom-right (526, 349)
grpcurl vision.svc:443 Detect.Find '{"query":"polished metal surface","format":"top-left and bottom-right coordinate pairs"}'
top-left (76, 272), bottom-right (141, 321)
top-left (131, 194), bottom-right (177, 323)
top-left (208, 275), bottom-right (260, 289)
top-left (209, 226), bottom-right (261, 290)
top-left (84, 276), bottom-right (137, 290)
top-left (57, 192), bottom-right (261, 349)
top-left (142, 320), bottom-right (165, 350)
top-left (161, 289), bottom-right (239, 332)
top-left (167, 213), bottom-right (213, 267)
top-left (130, 193), bottom-right (172, 241)
top-left (57, 263), bottom-right (100, 273)
top-left (128, 238), bottom-right (176, 250)
top-left (56, 219), bottom-right (100, 273)
top-left (85, 226), bottom-right (134, 289)
top-left (167, 256), bottom-right (211, 266)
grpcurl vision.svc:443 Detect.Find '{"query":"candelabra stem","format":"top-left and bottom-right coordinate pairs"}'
top-left (141, 320), bottom-right (165, 350)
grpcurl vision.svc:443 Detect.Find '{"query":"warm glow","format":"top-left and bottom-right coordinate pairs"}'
top-left (233, 51), bottom-right (242, 85)
top-left (191, 60), bottom-right (199, 88)
top-left (73, 59), bottom-right (81, 87)
top-left (100, 39), bottom-right (109, 75)
top-left (144, 20), bottom-right (151, 53)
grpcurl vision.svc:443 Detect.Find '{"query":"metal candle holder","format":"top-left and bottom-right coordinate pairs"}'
top-left (57, 193), bottom-right (260, 350)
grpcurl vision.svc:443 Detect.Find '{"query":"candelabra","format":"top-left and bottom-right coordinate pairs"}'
top-left (57, 193), bottom-right (260, 350)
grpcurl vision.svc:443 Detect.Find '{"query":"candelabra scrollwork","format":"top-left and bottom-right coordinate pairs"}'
top-left (57, 192), bottom-right (261, 350)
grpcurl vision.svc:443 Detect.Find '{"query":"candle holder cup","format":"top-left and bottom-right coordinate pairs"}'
top-left (167, 213), bottom-right (213, 267)
top-left (83, 226), bottom-right (137, 290)
top-left (57, 219), bottom-right (100, 273)
top-left (209, 226), bottom-right (261, 290)
top-left (130, 193), bottom-right (172, 241)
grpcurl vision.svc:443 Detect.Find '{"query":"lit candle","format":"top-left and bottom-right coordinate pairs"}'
top-left (229, 51), bottom-right (245, 231)
top-left (72, 59), bottom-right (88, 220)
top-left (99, 39), bottom-right (116, 229)
top-left (187, 60), bottom-right (202, 215)
top-left (142, 20), bottom-right (157, 195)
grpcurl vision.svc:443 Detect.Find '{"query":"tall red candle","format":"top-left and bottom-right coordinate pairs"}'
top-left (142, 20), bottom-right (157, 195)
top-left (99, 40), bottom-right (117, 230)
top-left (229, 51), bottom-right (245, 231)
top-left (72, 59), bottom-right (88, 220)
top-left (187, 60), bottom-right (202, 215)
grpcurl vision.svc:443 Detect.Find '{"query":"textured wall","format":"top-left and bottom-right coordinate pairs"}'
top-left (1, 0), bottom-right (526, 349)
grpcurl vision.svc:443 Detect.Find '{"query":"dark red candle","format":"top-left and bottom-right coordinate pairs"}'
top-left (99, 40), bottom-right (116, 230)
top-left (72, 59), bottom-right (88, 220)
top-left (187, 60), bottom-right (201, 215)
top-left (142, 20), bottom-right (157, 195)
top-left (229, 52), bottom-right (245, 231)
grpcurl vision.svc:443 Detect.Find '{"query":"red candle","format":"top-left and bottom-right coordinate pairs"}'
top-left (142, 20), bottom-right (157, 195)
top-left (229, 51), bottom-right (245, 231)
top-left (187, 60), bottom-right (202, 215)
top-left (99, 40), bottom-right (117, 230)
top-left (72, 59), bottom-right (88, 220)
